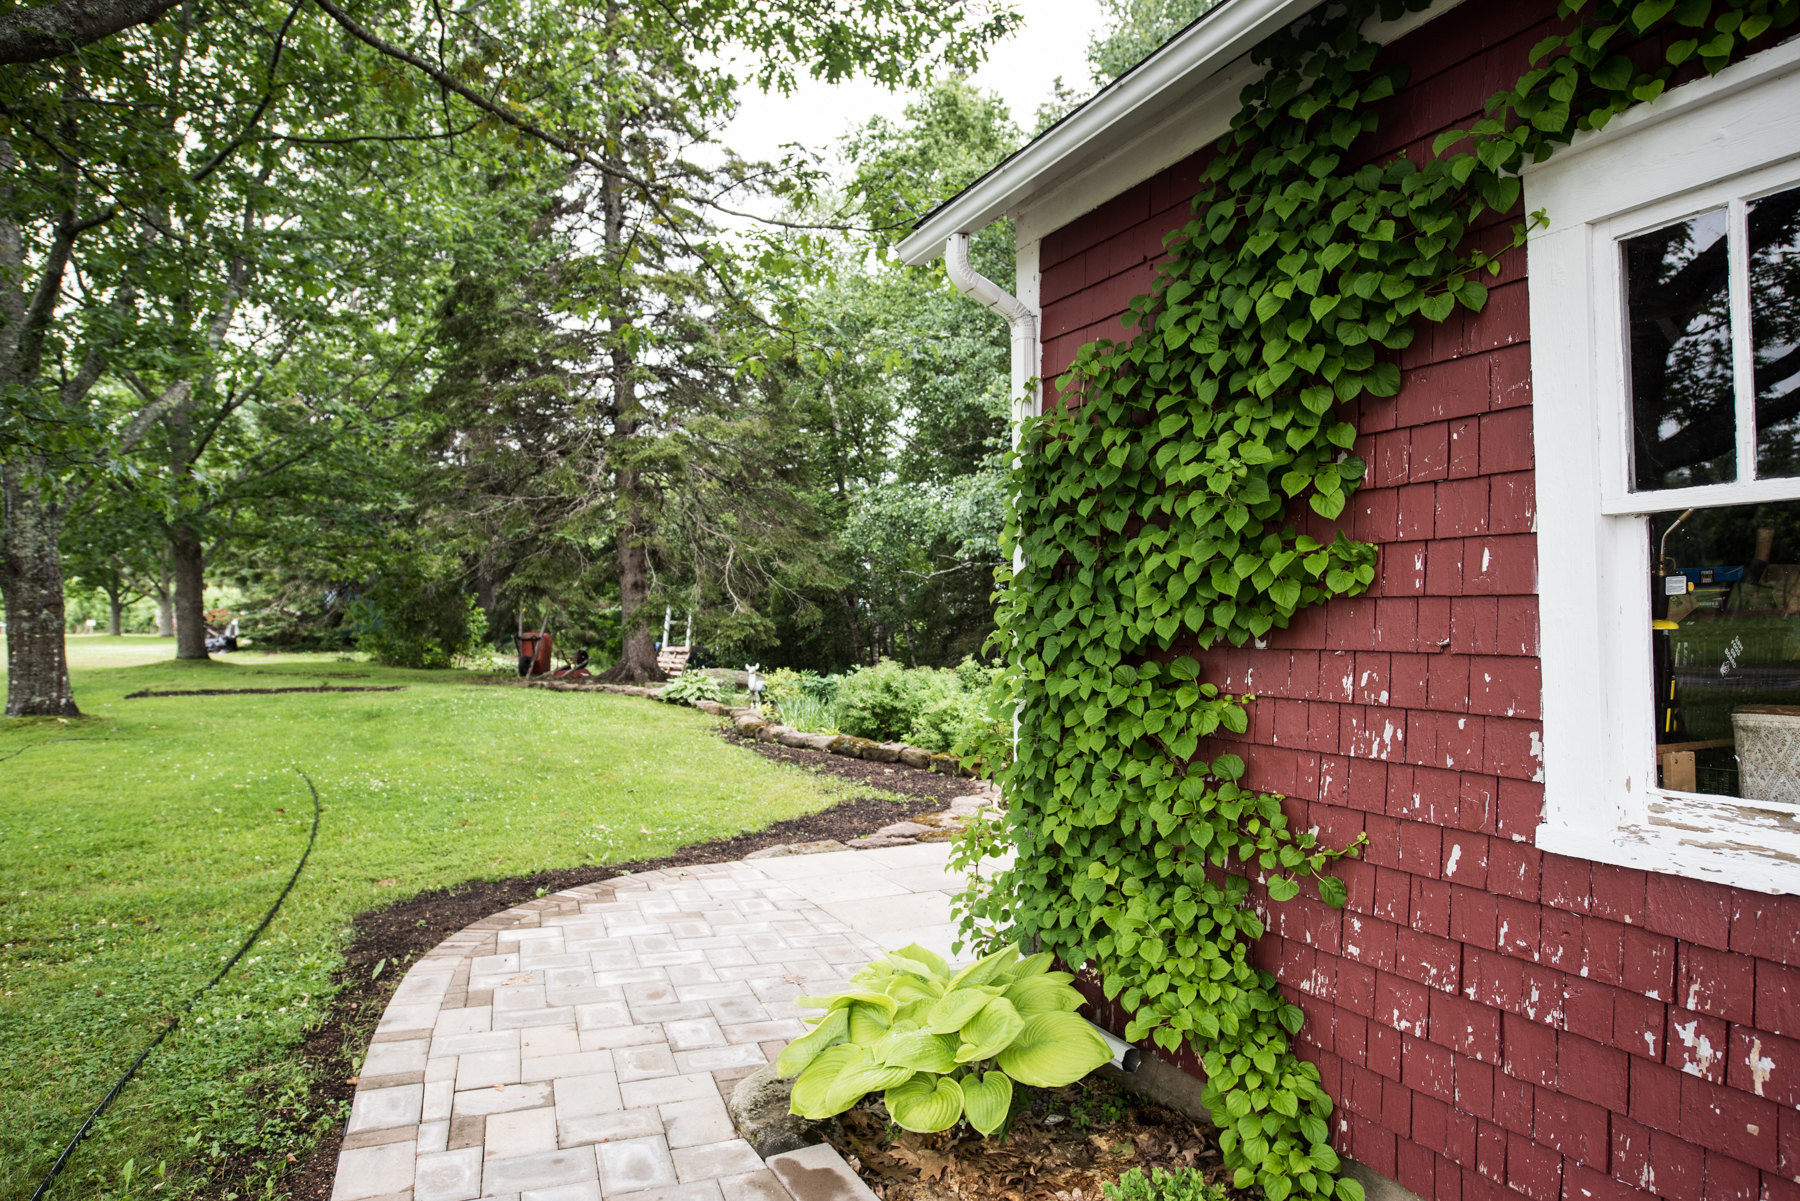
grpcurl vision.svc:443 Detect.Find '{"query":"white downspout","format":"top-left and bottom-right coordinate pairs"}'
top-left (944, 232), bottom-right (1040, 789)
top-left (944, 233), bottom-right (1039, 444)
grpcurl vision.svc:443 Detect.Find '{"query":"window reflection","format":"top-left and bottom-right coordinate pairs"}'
top-left (1752, 186), bottom-right (1800, 478)
top-left (1650, 500), bottom-right (1800, 800)
top-left (1626, 208), bottom-right (1737, 490)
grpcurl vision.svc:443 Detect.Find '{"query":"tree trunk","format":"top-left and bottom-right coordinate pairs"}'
top-left (155, 557), bottom-right (173, 636)
top-left (591, 139), bottom-right (662, 687)
top-left (106, 579), bottom-right (123, 636)
top-left (1, 458), bottom-right (79, 716)
top-left (171, 523), bottom-right (208, 660)
top-left (599, 493), bottom-right (662, 683)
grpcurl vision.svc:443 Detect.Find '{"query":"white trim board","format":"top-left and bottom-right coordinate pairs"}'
top-left (894, 0), bottom-right (1470, 267)
top-left (1525, 36), bottom-right (1800, 892)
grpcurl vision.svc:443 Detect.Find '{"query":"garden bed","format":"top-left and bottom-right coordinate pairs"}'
top-left (827, 1076), bottom-right (1228, 1201)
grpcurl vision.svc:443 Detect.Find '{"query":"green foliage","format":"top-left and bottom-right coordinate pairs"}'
top-left (349, 579), bottom-right (485, 670)
top-left (833, 659), bottom-right (965, 743)
top-left (1103, 1166), bottom-right (1233, 1201)
top-left (660, 671), bottom-right (728, 706)
top-left (1087, 0), bottom-right (1225, 85)
top-left (969, 4), bottom-right (1797, 1201)
top-left (778, 943), bottom-right (1111, 1134)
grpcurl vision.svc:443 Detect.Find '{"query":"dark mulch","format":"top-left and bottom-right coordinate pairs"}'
top-left (716, 728), bottom-right (979, 805)
top-left (833, 1076), bottom-right (1227, 1201)
top-left (124, 685), bottom-right (406, 698)
top-left (261, 736), bottom-right (963, 1201)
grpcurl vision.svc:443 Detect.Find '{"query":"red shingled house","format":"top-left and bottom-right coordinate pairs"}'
top-left (898, 1), bottom-right (1800, 1198)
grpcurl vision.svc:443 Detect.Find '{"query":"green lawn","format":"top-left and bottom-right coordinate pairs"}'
top-left (0, 637), bottom-right (871, 1200)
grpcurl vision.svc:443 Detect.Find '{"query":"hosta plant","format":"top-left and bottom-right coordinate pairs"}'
top-left (777, 943), bottom-right (1113, 1135)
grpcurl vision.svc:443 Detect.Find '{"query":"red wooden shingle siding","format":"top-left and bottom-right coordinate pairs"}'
top-left (1043, 4), bottom-right (1800, 1201)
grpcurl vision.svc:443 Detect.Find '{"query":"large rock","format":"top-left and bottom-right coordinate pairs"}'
top-left (897, 746), bottom-right (932, 769)
top-left (754, 723), bottom-right (788, 743)
top-left (929, 753), bottom-right (960, 775)
top-left (859, 742), bottom-right (902, 764)
top-left (780, 730), bottom-right (835, 750)
top-left (827, 735), bottom-right (877, 757)
top-left (728, 1064), bottom-right (817, 1159)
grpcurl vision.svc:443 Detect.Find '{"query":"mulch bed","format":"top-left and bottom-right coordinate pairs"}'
top-left (258, 735), bottom-right (966, 1201)
top-left (830, 1076), bottom-right (1227, 1201)
top-left (716, 728), bottom-right (979, 805)
top-left (124, 685), bottom-right (406, 698)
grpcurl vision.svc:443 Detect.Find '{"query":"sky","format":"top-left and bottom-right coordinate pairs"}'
top-left (719, 0), bottom-right (1110, 167)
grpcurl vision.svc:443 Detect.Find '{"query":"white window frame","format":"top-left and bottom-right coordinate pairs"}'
top-left (1527, 35), bottom-right (1800, 893)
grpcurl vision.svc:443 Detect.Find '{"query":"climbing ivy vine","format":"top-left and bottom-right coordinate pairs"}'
top-left (955, 2), bottom-right (1798, 1200)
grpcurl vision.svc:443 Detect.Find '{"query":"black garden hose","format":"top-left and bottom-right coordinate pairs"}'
top-left (26, 768), bottom-right (324, 1201)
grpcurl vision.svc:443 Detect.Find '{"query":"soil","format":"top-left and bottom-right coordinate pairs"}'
top-left (831, 1077), bottom-right (1230, 1201)
top-left (123, 685), bottom-right (406, 698)
top-left (255, 730), bottom-right (971, 1201)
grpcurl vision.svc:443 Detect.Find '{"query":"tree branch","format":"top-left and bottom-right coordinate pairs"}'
top-left (0, 0), bottom-right (184, 65)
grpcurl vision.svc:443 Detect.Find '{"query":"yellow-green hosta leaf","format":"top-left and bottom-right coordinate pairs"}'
top-left (825, 1046), bottom-right (917, 1112)
top-left (960, 1070), bottom-right (1014, 1136)
top-left (892, 998), bottom-right (934, 1026)
top-left (926, 987), bottom-right (1000, 1034)
top-left (1002, 976), bottom-right (1085, 1017)
top-left (884, 1074), bottom-right (965, 1133)
top-left (1003, 952), bottom-right (1056, 981)
top-left (847, 1002), bottom-right (892, 1045)
top-left (886, 974), bottom-right (947, 1004)
top-left (956, 997), bottom-right (1025, 1063)
top-left (875, 1027), bottom-right (960, 1073)
top-left (946, 946), bottom-right (1019, 991)
top-left (776, 1008), bottom-right (848, 1078)
top-left (790, 1045), bottom-right (862, 1117)
top-left (994, 1013), bottom-right (1112, 1088)
top-left (891, 943), bottom-right (950, 976)
top-left (795, 990), bottom-right (898, 1020)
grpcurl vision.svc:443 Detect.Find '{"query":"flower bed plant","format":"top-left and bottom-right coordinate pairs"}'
top-left (779, 943), bottom-right (1113, 1135)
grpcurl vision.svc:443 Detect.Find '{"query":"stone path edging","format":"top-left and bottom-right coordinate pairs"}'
top-left (329, 842), bottom-right (976, 1201)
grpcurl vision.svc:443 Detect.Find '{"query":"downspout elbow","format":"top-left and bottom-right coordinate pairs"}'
top-left (945, 232), bottom-right (1033, 325)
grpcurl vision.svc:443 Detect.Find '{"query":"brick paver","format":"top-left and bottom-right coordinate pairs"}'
top-left (330, 841), bottom-right (976, 1201)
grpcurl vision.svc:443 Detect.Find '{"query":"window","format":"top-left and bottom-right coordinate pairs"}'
top-left (1526, 35), bottom-right (1800, 891)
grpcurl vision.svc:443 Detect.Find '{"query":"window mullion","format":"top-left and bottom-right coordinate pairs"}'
top-left (1730, 196), bottom-right (1757, 479)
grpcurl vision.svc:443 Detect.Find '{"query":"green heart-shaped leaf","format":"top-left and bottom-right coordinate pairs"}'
top-left (776, 1007), bottom-right (847, 1078)
top-left (789, 1044), bottom-right (860, 1118)
top-left (956, 997), bottom-right (1025, 1062)
top-left (884, 1074), bottom-right (965, 1133)
top-left (960, 1070), bottom-right (1014, 1137)
top-left (994, 1013), bottom-right (1112, 1088)
top-left (876, 1027), bottom-right (960, 1073)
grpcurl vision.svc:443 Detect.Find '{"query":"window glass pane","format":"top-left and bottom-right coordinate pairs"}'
top-left (1649, 499), bottom-right (1800, 800)
top-left (1626, 208), bottom-right (1737, 490)
top-left (1752, 186), bottom-right (1800, 477)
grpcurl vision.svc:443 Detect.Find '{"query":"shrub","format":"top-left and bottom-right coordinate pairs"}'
top-left (350, 579), bottom-right (485, 669)
top-left (906, 689), bottom-right (987, 754)
top-left (778, 943), bottom-right (1111, 1135)
top-left (661, 670), bottom-right (726, 706)
top-left (1104, 1167), bottom-right (1229, 1201)
top-left (834, 659), bottom-right (962, 743)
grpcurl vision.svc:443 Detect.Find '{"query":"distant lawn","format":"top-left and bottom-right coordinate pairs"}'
top-left (0, 638), bottom-right (872, 1200)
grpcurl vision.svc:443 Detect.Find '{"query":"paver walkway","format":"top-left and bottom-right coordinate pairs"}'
top-left (331, 841), bottom-right (982, 1201)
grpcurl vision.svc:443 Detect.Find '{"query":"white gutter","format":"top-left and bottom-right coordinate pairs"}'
top-left (897, 0), bottom-right (1466, 267)
top-left (944, 232), bottom-right (1038, 435)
